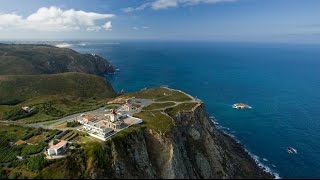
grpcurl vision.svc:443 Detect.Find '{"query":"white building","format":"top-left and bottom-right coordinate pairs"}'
top-left (104, 109), bottom-right (126, 130)
top-left (122, 100), bottom-right (137, 112)
top-left (47, 140), bottom-right (67, 156)
top-left (83, 121), bottom-right (114, 137)
top-left (105, 109), bottom-right (119, 122)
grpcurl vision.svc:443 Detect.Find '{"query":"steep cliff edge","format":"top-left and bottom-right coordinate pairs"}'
top-left (87, 102), bottom-right (273, 179)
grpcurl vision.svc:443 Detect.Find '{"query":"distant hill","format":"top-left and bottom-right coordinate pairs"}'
top-left (0, 44), bottom-right (114, 76)
top-left (0, 72), bottom-right (116, 105)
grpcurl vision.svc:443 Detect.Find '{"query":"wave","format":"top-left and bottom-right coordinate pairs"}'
top-left (55, 43), bottom-right (73, 48)
top-left (77, 43), bottom-right (87, 46)
top-left (249, 152), bottom-right (281, 179)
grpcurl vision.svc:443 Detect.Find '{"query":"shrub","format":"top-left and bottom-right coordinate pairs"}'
top-left (0, 169), bottom-right (7, 179)
top-left (66, 121), bottom-right (81, 127)
top-left (21, 142), bottom-right (46, 156)
top-left (44, 130), bottom-right (62, 142)
top-left (21, 128), bottom-right (43, 141)
top-left (36, 102), bottom-right (64, 117)
top-left (55, 130), bottom-right (70, 139)
top-left (53, 139), bottom-right (59, 145)
top-left (26, 155), bottom-right (47, 172)
top-left (3, 108), bottom-right (37, 121)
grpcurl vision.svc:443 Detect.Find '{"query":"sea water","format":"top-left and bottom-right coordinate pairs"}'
top-left (72, 40), bottom-right (320, 178)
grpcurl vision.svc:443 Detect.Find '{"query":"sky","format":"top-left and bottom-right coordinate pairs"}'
top-left (0, 0), bottom-right (319, 43)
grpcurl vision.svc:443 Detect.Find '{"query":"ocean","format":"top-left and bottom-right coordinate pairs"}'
top-left (71, 40), bottom-right (320, 178)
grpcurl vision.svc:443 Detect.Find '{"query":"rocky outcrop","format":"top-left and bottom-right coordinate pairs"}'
top-left (93, 103), bottom-right (273, 179)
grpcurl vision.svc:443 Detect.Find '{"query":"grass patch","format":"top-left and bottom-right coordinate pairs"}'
top-left (105, 104), bottom-right (120, 110)
top-left (134, 111), bottom-right (174, 134)
top-left (0, 72), bottom-right (116, 105)
top-left (82, 141), bottom-right (107, 169)
top-left (61, 131), bottom-right (79, 141)
top-left (77, 136), bottom-right (95, 144)
top-left (21, 142), bottom-right (46, 156)
top-left (53, 122), bottom-right (67, 129)
top-left (66, 121), bottom-right (81, 128)
top-left (26, 132), bottom-right (49, 144)
top-left (142, 102), bottom-right (176, 111)
top-left (26, 154), bottom-right (47, 172)
top-left (165, 102), bottom-right (199, 117)
top-left (61, 131), bottom-right (74, 140)
top-left (0, 124), bottom-right (32, 141)
top-left (39, 160), bottom-right (70, 179)
top-left (42, 120), bottom-right (59, 126)
top-left (120, 87), bottom-right (192, 102)
top-left (109, 126), bottom-right (144, 143)
top-left (0, 105), bottom-right (13, 119)
top-left (18, 113), bottom-right (54, 124)
top-left (9, 95), bottom-right (108, 123)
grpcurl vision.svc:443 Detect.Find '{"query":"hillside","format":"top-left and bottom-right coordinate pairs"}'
top-left (0, 88), bottom-right (273, 179)
top-left (0, 44), bottom-right (114, 76)
top-left (0, 72), bottom-right (116, 105)
top-left (0, 88), bottom-right (272, 179)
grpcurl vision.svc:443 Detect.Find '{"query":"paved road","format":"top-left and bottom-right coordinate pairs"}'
top-left (25, 107), bottom-right (107, 129)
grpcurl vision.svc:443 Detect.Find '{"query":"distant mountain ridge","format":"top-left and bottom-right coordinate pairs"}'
top-left (0, 44), bottom-right (116, 105)
top-left (0, 44), bottom-right (114, 76)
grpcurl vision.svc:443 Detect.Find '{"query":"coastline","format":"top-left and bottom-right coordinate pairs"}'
top-left (160, 87), bottom-right (277, 178)
top-left (210, 117), bottom-right (280, 179)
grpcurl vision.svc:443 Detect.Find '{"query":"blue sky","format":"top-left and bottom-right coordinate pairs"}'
top-left (0, 0), bottom-right (319, 43)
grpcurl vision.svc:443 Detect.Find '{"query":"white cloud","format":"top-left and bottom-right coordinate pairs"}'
top-left (123, 3), bottom-right (151, 12)
top-left (133, 26), bottom-right (139, 30)
top-left (152, 0), bottom-right (178, 10)
top-left (121, 7), bottom-right (135, 13)
top-left (102, 21), bottom-right (112, 31)
top-left (181, 0), bottom-right (236, 6)
top-left (0, 14), bottom-right (23, 27)
top-left (0, 6), bottom-right (114, 32)
top-left (123, 0), bottom-right (235, 12)
top-left (142, 26), bottom-right (150, 29)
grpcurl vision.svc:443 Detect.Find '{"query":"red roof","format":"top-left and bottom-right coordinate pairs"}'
top-left (83, 114), bottom-right (96, 121)
top-left (112, 109), bottom-right (117, 115)
top-left (49, 140), bottom-right (67, 150)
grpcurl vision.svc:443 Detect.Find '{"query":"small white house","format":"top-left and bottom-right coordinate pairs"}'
top-left (47, 140), bottom-right (67, 156)
top-left (22, 106), bottom-right (32, 113)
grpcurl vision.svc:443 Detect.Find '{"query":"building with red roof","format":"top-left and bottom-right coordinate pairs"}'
top-left (47, 140), bottom-right (67, 156)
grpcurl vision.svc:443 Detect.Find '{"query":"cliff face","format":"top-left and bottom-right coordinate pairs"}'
top-left (90, 103), bottom-right (273, 179)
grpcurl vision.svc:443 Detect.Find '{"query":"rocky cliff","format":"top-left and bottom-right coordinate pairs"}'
top-left (84, 103), bottom-right (273, 179)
